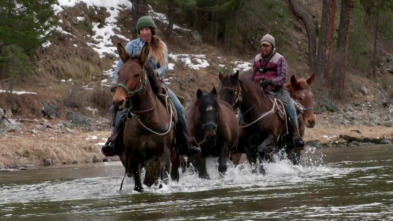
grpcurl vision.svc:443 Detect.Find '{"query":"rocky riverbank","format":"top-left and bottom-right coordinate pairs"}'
top-left (1, 103), bottom-right (392, 170)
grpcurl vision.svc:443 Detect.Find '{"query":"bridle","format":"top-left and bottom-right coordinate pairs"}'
top-left (220, 81), bottom-right (242, 110)
top-left (116, 66), bottom-right (173, 136)
top-left (223, 82), bottom-right (285, 129)
top-left (294, 90), bottom-right (313, 113)
top-left (117, 70), bottom-right (147, 98)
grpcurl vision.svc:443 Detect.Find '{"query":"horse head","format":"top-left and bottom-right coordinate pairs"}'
top-left (219, 70), bottom-right (241, 109)
top-left (196, 87), bottom-right (220, 142)
top-left (287, 73), bottom-right (316, 128)
top-left (112, 43), bottom-right (150, 110)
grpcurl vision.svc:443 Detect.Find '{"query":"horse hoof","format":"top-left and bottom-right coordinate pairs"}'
top-left (294, 138), bottom-right (305, 149)
top-left (199, 174), bottom-right (210, 180)
top-left (259, 166), bottom-right (266, 175)
top-left (134, 186), bottom-right (144, 192)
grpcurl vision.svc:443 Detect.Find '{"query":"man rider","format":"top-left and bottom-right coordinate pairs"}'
top-left (248, 33), bottom-right (304, 148)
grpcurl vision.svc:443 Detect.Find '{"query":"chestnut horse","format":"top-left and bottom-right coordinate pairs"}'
top-left (219, 71), bottom-right (287, 173)
top-left (112, 43), bottom-right (179, 192)
top-left (187, 87), bottom-right (239, 179)
top-left (286, 73), bottom-right (316, 137)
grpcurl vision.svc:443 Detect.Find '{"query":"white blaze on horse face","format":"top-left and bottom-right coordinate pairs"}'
top-left (206, 105), bottom-right (213, 112)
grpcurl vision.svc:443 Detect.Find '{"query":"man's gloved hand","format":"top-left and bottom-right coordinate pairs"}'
top-left (110, 83), bottom-right (117, 93)
top-left (260, 79), bottom-right (273, 88)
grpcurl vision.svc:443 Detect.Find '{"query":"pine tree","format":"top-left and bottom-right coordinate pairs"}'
top-left (0, 0), bottom-right (56, 80)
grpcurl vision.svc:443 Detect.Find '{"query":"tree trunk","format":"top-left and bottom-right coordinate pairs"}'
top-left (131, 0), bottom-right (148, 39)
top-left (287, 0), bottom-right (317, 73)
top-left (164, 0), bottom-right (175, 40)
top-left (316, 0), bottom-right (336, 88)
top-left (331, 0), bottom-right (354, 98)
top-left (372, 12), bottom-right (379, 78)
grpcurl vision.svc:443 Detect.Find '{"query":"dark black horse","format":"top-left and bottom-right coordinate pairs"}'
top-left (186, 87), bottom-right (239, 179)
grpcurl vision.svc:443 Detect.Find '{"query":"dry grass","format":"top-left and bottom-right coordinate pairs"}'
top-left (36, 55), bottom-right (103, 81)
top-left (0, 128), bottom-right (110, 167)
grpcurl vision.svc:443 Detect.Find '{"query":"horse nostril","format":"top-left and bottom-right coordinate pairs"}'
top-left (205, 131), bottom-right (217, 141)
top-left (306, 120), bottom-right (315, 128)
top-left (112, 98), bottom-right (126, 110)
top-left (202, 122), bottom-right (217, 131)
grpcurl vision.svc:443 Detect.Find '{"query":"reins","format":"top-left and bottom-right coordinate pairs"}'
top-left (239, 98), bottom-right (284, 128)
top-left (220, 81), bottom-right (242, 110)
top-left (234, 84), bottom-right (285, 129)
top-left (118, 67), bottom-right (174, 136)
top-left (128, 86), bottom-right (174, 136)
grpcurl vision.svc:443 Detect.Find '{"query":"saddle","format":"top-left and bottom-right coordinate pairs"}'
top-left (265, 91), bottom-right (287, 121)
top-left (264, 91), bottom-right (289, 135)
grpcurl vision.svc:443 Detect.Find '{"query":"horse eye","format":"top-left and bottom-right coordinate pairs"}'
top-left (134, 73), bottom-right (140, 78)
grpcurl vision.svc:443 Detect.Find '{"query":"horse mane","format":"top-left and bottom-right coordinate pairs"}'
top-left (144, 63), bottom-right (163, 95)
top-left (218, 99), bottom-right (232, 109)
top-left (238, 75), bottom-right (263, 101)
top-left (187, 97), bottom-right (200, 130)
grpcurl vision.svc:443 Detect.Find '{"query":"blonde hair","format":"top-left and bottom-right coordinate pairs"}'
top-left (149, 35), bottom-right (166, 67)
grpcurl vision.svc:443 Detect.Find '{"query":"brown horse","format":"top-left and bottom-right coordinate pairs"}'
top-left (219, 71), bottom-right (287, 173)
top-left (286, 73), bottom-right (316, 137)
top-left (112, 43), bottom-right (179, 192)
top-left (187, 87), bottom-right (239, 179)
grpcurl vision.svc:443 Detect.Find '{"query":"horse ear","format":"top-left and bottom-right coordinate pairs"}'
top-left (290, 75), bottom-right (299, 89)
top-left (307, 72), bottom-right (315, 85)
top-left (233, 70), bottom-right (239, 80)
top-left (290, 75), bottom-right (297, 84)
top-left (138, 43), bottom-right (150, 66)
top-left (219, 72), bottom-right (224, 81)
top-left (211, 87), bottom-right (217, 97)
top-left (117, 43), bottom-right (129, 63)
top-left (197, 89), bottom-right (203, 98)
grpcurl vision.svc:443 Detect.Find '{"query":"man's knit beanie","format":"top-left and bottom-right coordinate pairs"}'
top-left (136, 16), bottom-right (156, 33)
top-left (260, 34), bottom-right (276, 48)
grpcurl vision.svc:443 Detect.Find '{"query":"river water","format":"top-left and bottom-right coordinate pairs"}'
top-left (1, 144), bottom-right (392, 220)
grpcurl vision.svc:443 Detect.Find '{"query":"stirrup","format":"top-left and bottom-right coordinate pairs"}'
top-left (101, 140), bottom-right (115, 157)
top-left (294, 138), bottom-right (305, 149)
top-left (189, 145), bottom-right (201, 155)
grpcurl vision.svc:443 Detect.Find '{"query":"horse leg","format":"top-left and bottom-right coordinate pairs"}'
top-left (230, 153), bottom-right (242, 166)
top-left (144, 159), bottom-right (160, 188)
top-left (180, 155), bottom-right (188, 173)
top-left (230, 137), bottom-right (244, 166)
top-left (285, 119), bottom-right (303, 165)
top-left (244, 144), bottom-right (258, 173)
top-left (191, 154), bottom-right (209, 179)
top-left (218, 143), bottom-right (229, 177)
top-left (257, 134), bottom-right (277, 175)
top-left (171, 148), bottom-right (180, 182)
top-left (289, 151), bottom-right (301, 165)
top-left (131, 162), bottom-right (143, 192)
top-left (160, 148), bottom-right (171, 186)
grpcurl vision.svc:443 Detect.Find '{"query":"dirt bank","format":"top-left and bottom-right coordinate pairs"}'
top-left (1, 113), bottom-right (392, 169)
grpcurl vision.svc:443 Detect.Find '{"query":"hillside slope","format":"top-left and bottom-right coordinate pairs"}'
top-left (0, 1), bottom-right (393, 168)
